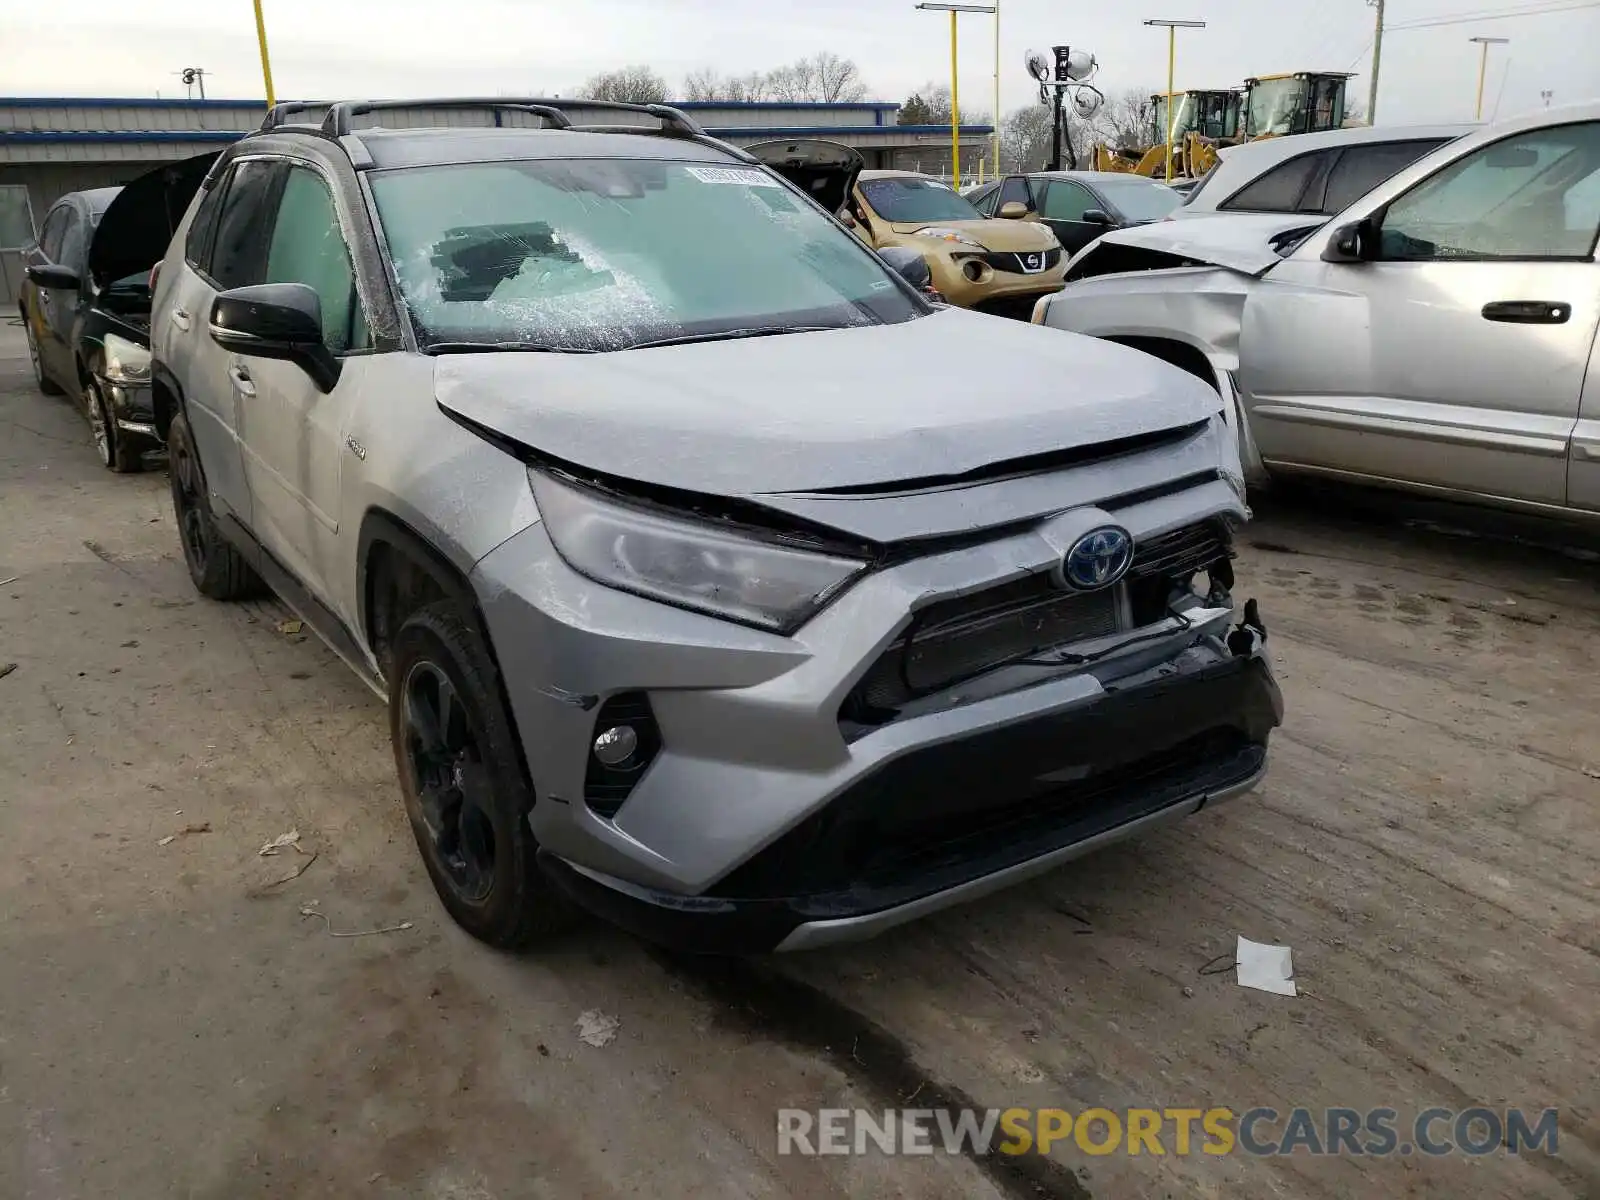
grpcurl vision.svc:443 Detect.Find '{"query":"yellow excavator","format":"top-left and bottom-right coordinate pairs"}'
top-left (1089, 71), bottom-right (1352, 182)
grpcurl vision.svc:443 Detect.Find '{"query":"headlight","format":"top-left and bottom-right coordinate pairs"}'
top-left (529, 470), bottom-right (868, 633)
top-left (103, 332), bottom-right (150, 385)
top-left (914, 227), bottom-right (983, 247)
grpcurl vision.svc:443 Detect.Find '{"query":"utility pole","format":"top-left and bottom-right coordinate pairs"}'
top-left (1367, 0), bottom-right (1384, 123)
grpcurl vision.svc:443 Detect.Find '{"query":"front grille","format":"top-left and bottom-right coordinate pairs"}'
top-left (840, 518), bottom-right (1234, 728)
top-left (983, 246), bottom-right (1063, 274)
top-left (844, 580), bottom-right (1118, 722)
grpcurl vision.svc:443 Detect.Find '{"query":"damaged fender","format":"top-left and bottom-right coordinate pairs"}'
top-left (1039, 267), bottom-right (1267, 485)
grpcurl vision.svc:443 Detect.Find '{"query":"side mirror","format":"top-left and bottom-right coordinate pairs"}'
top-left (998, 200), bottom-right (1029, 220)
top-left (210, 283), bottom-right (341, 393)
top-left (27, 263), bottom-right (80, 290)
top-left (1081, 208), bottom-right (1114, 226)
top-left (877, 246), bottom-right (932, 291)
top-left (1322, 218), bottom-right (1375, 263)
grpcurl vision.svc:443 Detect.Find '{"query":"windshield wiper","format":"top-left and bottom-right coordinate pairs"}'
top-left (423, 341), bottom-right (600, 355)
top-left (625, 326), bottom-right (844, 351)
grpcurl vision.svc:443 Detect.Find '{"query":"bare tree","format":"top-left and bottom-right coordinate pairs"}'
top-left (810, 51), bottom-right (867, 103)
top-left (1088, 87), bottom-right (1156, 149)
top-left (683, 68), bottom-right (772, 102)
top-left (1343, 95), bottom-right (1368, 126)
top-left (579, 66), bottom-right (671, 104)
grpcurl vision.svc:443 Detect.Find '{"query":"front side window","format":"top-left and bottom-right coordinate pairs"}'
top-left (1317, 139), bottom-right (1452, 214)
top-left (1094, 180), bottom-right (1183, 223)
top-left (966, 182), bottom-right (999, 215)
top-left (263, 166), bottom-right (366, 352)
top-left (862, 176), bottom-right (985, 222)
top-left (1378, 122), bottom-right (1600, 261)
top-left (994, 176), bottom-right (1033, 212)
top-left (208, 159), bottom-right (281, 289)
top-left (370, 158), bottom-right (923, 350)
top-left (37, 205), bottom-right (69, 260)
top-left (1041, 180), bottom-right (1094, 221)
top-left (58, 208), bottom-right (88, 271)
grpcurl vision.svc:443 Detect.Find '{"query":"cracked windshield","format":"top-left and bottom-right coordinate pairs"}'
top-left (369, 158), bottom-right (920, 351)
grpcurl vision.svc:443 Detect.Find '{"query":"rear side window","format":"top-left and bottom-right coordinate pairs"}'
top-left (185, 174), bottom-right (228, 268)
top-left (208, 159), bottom-right (281, 289)
top-left (1221, 150), bottom-right (1330, 213)
top-left (1315, 139), bottom-right (1453, 213)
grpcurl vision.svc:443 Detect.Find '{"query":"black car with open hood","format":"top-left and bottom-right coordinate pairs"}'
top-left (20, 151), bottom-right (218, 472)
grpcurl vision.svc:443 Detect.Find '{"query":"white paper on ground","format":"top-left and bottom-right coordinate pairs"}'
top-left (1236, 936), bottom-right (1297, 996)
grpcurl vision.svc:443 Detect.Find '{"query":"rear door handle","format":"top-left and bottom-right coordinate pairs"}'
top-left (170, 306), bottom-right (192, 332)
top-left (228, 363), bottom-right (256, 398)
top-left (1481, 300), bottom-right (1571, 324)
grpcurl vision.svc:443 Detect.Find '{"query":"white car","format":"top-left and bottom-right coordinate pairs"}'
top-left (1036, 103), bottom-right (1600, 522)
top-left (1174, 123), bottom-right (1474, 220)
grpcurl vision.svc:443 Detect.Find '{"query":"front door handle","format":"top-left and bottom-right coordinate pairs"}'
top-left (228, 363), bottom-right (256, 398)
top-left (1482, 300), bottom-right (1571, 324)
top-left (170, 306), bottom-right (192, 332)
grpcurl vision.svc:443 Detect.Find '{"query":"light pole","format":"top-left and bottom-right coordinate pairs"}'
top-left (1144, 19), bottom-right (1206, 183)
top-left (253, 0), bottom-right (277, 107)
top-left (993, 0), bottom-right (1001, 178)
top-left (917, 1), bottom-right (996, 191)
top-left (1469, 36), bottom-right (1508, 121)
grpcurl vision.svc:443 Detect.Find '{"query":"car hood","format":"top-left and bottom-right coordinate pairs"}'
top-left (746, 139), bottom-right (862, 215)
top-left (1077, 212), bottom-right (1326, 276)
top-left (88, 151), bottom-right (219, 287)
top-left (886, 217), bottom-right (1059, 252)
top-left (433, 307), bottom-right (1219, 499)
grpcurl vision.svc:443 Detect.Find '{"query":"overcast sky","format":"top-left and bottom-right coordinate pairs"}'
top-left (6, 0), bottom-right (1596, 125)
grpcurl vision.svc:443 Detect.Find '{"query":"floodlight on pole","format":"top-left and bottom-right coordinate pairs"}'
top-left (1469, 36), bottom-right (1509, 121)
top-left (1145, 20), bottom-right (1205, 183)
top-left (916, 1), bottom-right (997, 191)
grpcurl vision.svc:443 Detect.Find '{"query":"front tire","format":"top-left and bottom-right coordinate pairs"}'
top-left (167, 411), bottom-right (260, 599)
top-left (389, 600), bottom-right (571, 950)
top-left (87, 380), bottom-right (143, 473)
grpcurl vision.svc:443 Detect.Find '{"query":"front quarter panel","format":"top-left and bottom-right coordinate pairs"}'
top-left (1040, 267), bottom-right (1254, 372)
top-left (342, 353), bottom-right (540, 634)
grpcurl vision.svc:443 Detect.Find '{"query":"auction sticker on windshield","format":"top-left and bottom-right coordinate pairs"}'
top-left (686, 166), bottom-right (782, 188)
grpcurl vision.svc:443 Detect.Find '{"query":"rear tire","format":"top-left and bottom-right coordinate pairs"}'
top-left (25, 322), bottom-right (64, 396)
top-left (87, 380), bottom-right (143, 473)
top-left (389, 600), bottom-right (572, 950)
top-left (167, 411), bottom-right (260, 600)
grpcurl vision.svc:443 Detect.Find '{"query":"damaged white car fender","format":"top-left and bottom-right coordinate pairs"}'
top-left (1035, 266), bottom-right (1268, 485)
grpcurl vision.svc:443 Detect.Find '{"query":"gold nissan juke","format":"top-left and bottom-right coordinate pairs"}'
top-left (844, 170), bottom-right (1067, 316)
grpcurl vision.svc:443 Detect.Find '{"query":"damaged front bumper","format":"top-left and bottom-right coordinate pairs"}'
top-left (474, 478), bottom-right (1283, 953)
top-left (541, 642), bottom-right (1280, 953)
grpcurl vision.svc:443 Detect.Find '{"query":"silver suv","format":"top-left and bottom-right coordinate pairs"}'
top-left (150, 99), bottom-right (1282, 953)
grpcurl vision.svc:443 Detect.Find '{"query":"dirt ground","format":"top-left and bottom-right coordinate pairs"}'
top-left (1, 321), bottom-right (1596, 1200)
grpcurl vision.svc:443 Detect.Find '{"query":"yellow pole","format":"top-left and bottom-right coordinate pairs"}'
top-left (1474, 41), bottom-right (1489, 120)
top-left (253, 0), bottom-right (277, 108)
top-left (950, 10), bottom-right (961, 191)
top-left (1164, 26), bottom-right (1176, 182)
top-left (992, 0), bottom-right (1001, 177)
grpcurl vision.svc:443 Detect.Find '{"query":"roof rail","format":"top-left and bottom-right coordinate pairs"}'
top-left (319, 97), bottom-right (707, 138)
top-left (260, 101), bottom-right (324, 131)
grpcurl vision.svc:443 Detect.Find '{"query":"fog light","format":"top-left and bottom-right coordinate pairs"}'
top-left (592, 725), bottom-right (638, 766)
top-left (961, 259), bottom-right (985, 282)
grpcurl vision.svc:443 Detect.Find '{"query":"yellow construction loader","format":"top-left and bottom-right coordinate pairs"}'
top-left (1089, 87), bottom-right (1241, 180)
top-left (1089, 71), bottom-right (1353, 181)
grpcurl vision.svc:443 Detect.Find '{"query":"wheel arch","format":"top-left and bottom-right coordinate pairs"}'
top-left (357, 508), bottom-right (490, 685)
top-left (150, 361), bottom-right (183, 442)
top-left (1103, 334), bottom-right (1223, 392)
